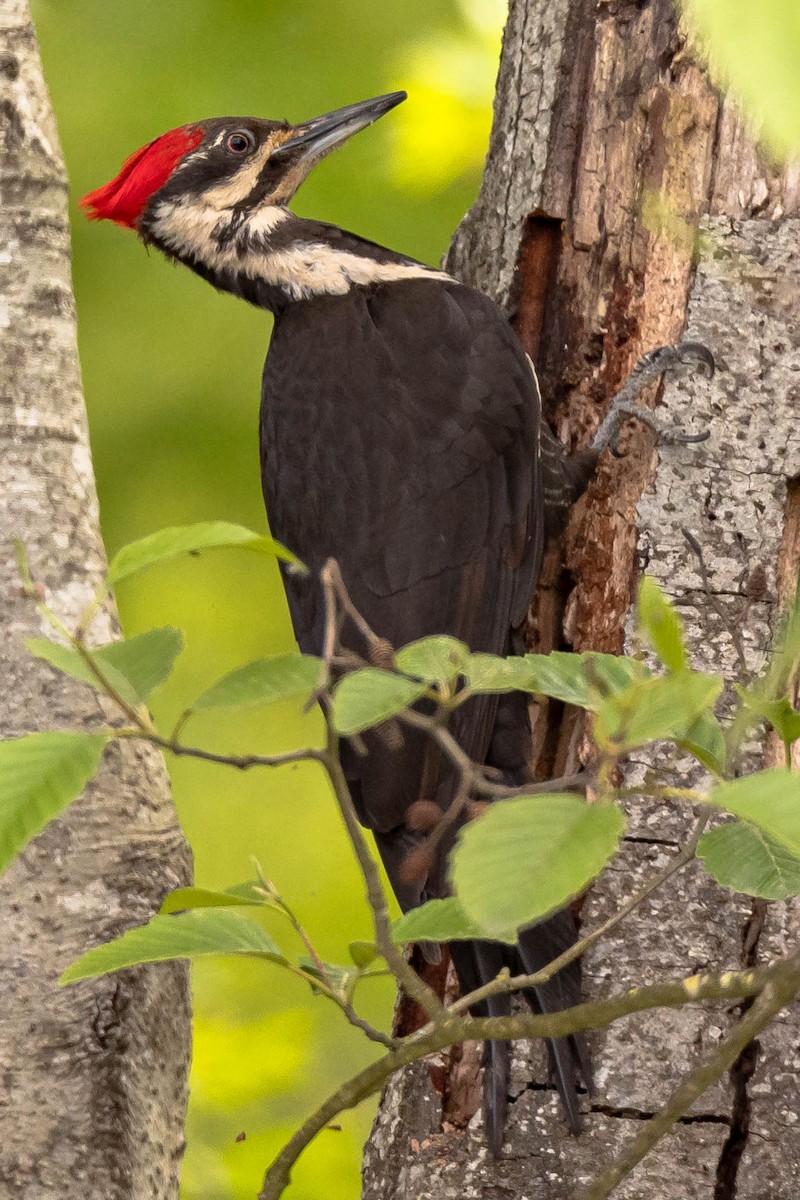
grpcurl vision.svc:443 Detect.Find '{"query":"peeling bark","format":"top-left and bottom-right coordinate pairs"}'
top-left (363, 2), bottom-right (799, 1197)
top-left (0, 3), bottom-right (191, 1197)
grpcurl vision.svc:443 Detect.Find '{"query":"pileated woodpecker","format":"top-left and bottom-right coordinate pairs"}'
top-left (82, 91), bottom-right (712, 1155)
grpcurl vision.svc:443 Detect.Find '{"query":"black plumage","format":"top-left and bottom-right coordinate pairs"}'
top-left (262, 277), bottom-right (590, 1150)
top-left (85, 92), bottom-right (593, 1154)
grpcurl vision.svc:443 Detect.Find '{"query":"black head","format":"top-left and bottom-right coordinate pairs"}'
top-left (81, 92), bottom-right (407, 232)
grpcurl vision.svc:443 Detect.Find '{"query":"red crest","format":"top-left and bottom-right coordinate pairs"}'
top-left (80, 125), bottom-right (204, 229)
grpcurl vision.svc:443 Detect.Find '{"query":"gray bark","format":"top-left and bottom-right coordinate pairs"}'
top-left (0, 3), bottom-right (192, 1197)
top-left (363, 2), bottom-right (800, 1197)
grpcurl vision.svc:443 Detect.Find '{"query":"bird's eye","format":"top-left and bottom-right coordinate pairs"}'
top-left (225, 130), bottom-right (255, 156)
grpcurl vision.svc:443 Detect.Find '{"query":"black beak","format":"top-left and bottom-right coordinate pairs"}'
top-left (272, 92), bottom-right (407, 162)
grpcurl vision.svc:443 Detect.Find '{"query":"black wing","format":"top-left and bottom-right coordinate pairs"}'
top-left (261, 277), bottom-right (542, 839)
top-left (260, 274), bottom-right (589, 1145)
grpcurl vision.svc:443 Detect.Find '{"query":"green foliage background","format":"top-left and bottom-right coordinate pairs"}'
top-left (30, 1), bottom-right (504, 1196)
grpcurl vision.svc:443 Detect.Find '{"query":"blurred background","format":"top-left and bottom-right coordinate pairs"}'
top-left (30, 1), bottom-right (506, 1197)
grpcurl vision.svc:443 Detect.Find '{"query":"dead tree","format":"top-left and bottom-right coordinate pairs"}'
top-left (363, 3), bottom-right (800, 1197)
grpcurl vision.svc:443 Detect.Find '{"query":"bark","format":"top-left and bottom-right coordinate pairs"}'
top-left (0, 4), bottom-right (192, 1197)
top-left (363, 2), bottom-right (800, 1197)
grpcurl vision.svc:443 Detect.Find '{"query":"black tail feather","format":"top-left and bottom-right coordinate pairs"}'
top-left (449, 908), bottom-right (591, 1155)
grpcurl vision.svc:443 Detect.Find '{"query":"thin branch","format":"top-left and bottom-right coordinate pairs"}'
top-left (575, 954), bottom-right (800, 1200)
top-left (143, 733), bottom-right (326, 771)
top-left (400, 705), bottom-right (589, 797)
top-left (323, 558), bottom-right (394, 664)
top-left (258, 959), bottom-right (779, 1200)
top-left (261, 869), bottom-right (398, 1050)
top-left (321, 734), bottom-right (444, 1021)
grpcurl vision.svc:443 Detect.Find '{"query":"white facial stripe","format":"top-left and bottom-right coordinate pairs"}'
top-left (152, 199), bottom-right (289, 266)
top-left (200, 141), bottom-right (275, 210)
top-left (150, 199), bottom-right (450, 297)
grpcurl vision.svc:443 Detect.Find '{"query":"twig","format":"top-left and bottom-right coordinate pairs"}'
top-left (321, 731), bottom-right (444, 1021)
top-left (261, 870), bottom-right (397, 1050)
top-left (575, 953), bottom-right (800, 1200)
top-left (322, 559), bottom-right (392, 662)
top-left (258, 960), bottom-right (776, 1200)
top-left (143, 734), bottom-right (326, 771)
top-left (401, 705), bottom-right (589, 798)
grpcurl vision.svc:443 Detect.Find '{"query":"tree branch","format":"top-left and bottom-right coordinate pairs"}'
top-left (258, 959), bottom-right (784, 1200)
top-left (575, 954), bottom-right (800, 1200)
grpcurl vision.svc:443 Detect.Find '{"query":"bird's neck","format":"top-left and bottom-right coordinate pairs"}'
top-left (142, 201), bottom-right (450, 312)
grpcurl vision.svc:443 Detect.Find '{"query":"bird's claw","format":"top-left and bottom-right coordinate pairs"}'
top-left (592, 340), bottom-right (715, 455)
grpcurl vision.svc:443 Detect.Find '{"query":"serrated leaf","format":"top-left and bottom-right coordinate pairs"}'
top-left (707, 769), bottom-right (800, 858)
top-left (28, 628), bottom-right (183, 708)
top-left (332, 669), bottom-right (428, 735)
top-left (463, 654), bottom-right (538, 694)
top-left (523, 653), bottom-right (591, 706)
top-left (395, 636), bottom-right (469, 683)
top-left (191, 654), bottom-right (322, 712)
top-left (348, 940), bottom-right (379, 968)
top-left (637, 576), bottom-right (687, 672)
top-left (677, 709), bottom-right (727, 775)
top-left (27, 637), bottom-right (137, 705)
top-left (298, 956), bottom-right (356, 995)
top-left (451, 794), bottom-right (625, 936)
top-left (160, 883), bottom-right (270, 914)
top-left (523, 652), bottom-right (647, 708)
top-left (736, 688), bottom-right (800, 747)
top-left (60, 908), bottom-right (286, 984)
top-left (0, 731), bottom-right (109, 877)
top-left (106, 521), bottom-right (301, 585)
top-left (391, 896), bottom-right (514, 944)
top-left (595, 670), bottom-right (723, 752)
top-left (697, 822), bottom-right (800, 901)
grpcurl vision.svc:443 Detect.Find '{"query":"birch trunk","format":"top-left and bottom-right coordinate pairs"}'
top-left (363, 2), bottom-right (800, 1197)
top-left (0, 4), bottom-right (192, 1196)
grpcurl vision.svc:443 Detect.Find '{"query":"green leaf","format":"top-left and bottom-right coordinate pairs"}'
top-left (191, 653), bottom-right (322, 712)
top-left (637, 576), bottom-right (687, 672)
top-left (595, 670), bottom-right (723, 753)
top-left (451, 795), bottom-right (625, 936)
top-left (60, 908), bottom-right (287, 984)
top-left (106, 521), bottom-right (301, 585)
top-left (697, 822), bottom-right (800, 901)
top-left (160, 883), bottom-right (270, 914)
top-left (523, 653), bottom-right (591, 706)
top-left (707, 769), bottom-right (800, 858)
top-left (395, 636), bottom-right (469, 683)
top-left (348, 940), bottom-right (379, 968)
top-left (28, 628), bottom-right (183, 708)
top-left (677, 709), bottom-right (727, 775)
top-left (523, 652), bottom-right (648, 708)
top-left (463, 654), bottom-right (538, 694)
top-left (0, 731), bottom-right (109, 877)
top-left (332, 669), bottom-right (428, 735)
top-left (298, 956), bottom-right (356, 995)
top-left (736, 689), bottom-right (800, 747)
top-left (391, 896), bottom-right (512, 944)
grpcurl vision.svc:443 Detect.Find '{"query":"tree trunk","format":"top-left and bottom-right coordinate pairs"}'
top-left (363, 2), bottom-right (800, 1197)
top-left (0, 4), bottom-right (192, 1196)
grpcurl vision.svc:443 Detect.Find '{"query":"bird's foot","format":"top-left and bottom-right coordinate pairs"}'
top-left (591, 341), bottom-right (715, 456)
